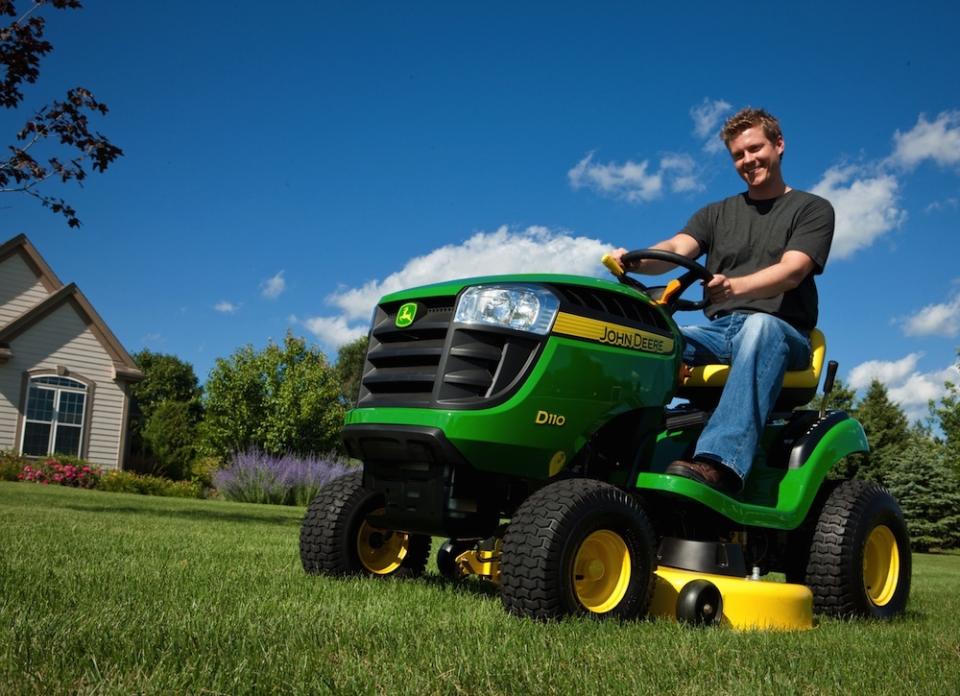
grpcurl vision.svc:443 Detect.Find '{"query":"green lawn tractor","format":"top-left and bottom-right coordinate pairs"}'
top-left (300, 249), bottom-right (911, 629)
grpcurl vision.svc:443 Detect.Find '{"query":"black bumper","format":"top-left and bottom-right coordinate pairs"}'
top-left (342, 424), bottom-right (500, 537)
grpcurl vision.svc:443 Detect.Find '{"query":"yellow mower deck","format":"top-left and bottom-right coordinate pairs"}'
top-left (650, 566), bottom-right (814, 631)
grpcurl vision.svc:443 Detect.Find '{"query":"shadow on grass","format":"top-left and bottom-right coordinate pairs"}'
top-left (61, 504), bottom-right (300, 527)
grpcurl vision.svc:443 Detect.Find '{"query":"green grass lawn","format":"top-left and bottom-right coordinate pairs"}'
top-left (1, 482), bottom-right (958, 695)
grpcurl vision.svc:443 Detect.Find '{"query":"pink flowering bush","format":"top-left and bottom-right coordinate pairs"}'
top-left (18, 457), bottom-right (102, 488)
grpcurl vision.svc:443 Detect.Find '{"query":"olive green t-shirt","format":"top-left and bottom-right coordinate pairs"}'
top-left (682, 190), bottom-right (835, 331)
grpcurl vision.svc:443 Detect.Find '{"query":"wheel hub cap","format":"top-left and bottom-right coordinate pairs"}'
top-left (357, 511), bottom-right (409, 575)
top-left (573, 530), bottom-right (631, 613)
top-left (863, 524), bottom-right (899, 606)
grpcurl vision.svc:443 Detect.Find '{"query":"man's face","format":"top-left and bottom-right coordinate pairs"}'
top-left (727, 126), bottom-right (784, 189)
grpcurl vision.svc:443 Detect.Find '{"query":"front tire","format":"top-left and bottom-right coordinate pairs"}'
top-left (500, 478), bottom-right (656, 621)
top-left (300, 472), bottom-right (430, 578)
top-left (803, 479), bottom-right (911, 618)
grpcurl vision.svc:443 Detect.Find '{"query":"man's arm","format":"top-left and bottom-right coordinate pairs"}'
top-left (705, 250), bottom-right (815, 305)
top-left (609, 233), bottom-right (701, 275)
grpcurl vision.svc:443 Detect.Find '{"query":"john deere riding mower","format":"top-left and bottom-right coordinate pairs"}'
top-left (300, 250), bottom-right (911, 629)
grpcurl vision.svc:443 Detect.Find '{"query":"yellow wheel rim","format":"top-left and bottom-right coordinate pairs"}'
top-left (573, 530), bottom-right (631, 614)
top-left (357, 510), bottom-right (409, 575)
top-left (863, 524), bottom-right (900, 606)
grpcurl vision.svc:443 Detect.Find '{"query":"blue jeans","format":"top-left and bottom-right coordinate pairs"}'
top-left (680, 312), bottom-right (811, 484)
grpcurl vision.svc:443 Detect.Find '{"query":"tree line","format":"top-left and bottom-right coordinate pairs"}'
top-left (132, 336), bottom-right (960, 551)
top-left (127, 333), bottom-right (367, 481)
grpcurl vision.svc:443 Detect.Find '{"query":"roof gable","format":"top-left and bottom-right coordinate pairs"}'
top-left (0, 234), bottom-right (64, 292)
top-left (0, 235), bottom-right (142, 382)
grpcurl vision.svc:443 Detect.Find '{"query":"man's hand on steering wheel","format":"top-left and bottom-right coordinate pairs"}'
top-left (704, 274), bottom-right (736, 305)
top-left (601, 248), bottom-right (714, 314)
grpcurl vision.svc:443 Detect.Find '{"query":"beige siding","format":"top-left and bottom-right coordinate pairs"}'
top-left (0, 253), bottom-right (51, 327)
top-left (0, 303), bottom-right (127, 468)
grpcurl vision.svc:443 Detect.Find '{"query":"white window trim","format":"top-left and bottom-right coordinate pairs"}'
top-left (19, 377), bottom-right (88, 458)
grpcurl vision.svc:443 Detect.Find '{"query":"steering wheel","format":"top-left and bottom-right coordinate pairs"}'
top-left (602, 249), bottom-right (713, 313)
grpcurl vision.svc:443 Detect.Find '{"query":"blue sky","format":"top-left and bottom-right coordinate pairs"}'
top-left (3, 1), bottom-right (960, 421)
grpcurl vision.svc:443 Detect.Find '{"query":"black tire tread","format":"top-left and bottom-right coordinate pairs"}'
top-left (300, 471), bottom-right (430, 577)
top-left (804, 478), bottom-right (911, 618)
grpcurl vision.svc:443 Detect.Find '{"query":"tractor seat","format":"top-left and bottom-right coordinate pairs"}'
top-left (677, 328), bottom-right (826, 411)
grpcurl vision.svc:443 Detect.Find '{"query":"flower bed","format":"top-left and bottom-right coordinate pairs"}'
top-left (18, 458), bottom-right (102, 488)
top-left (214, 449), bottom-right (355, 506)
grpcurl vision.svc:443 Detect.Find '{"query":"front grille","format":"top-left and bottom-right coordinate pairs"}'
top-left (357, 295), bottom-right (541, 408)
top-left (359, 297), bottom-right (454, 406)
top-left (356, 283), bottom-right (665, 409)
top-left (550, 284), bottom-right (670, 333)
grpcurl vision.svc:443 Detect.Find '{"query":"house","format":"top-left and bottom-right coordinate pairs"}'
top-left (0, 234), bottom-right (143, 469)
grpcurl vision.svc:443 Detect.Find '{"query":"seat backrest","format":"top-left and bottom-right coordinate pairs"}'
top-left (678, 329), bottom-right (826, 409)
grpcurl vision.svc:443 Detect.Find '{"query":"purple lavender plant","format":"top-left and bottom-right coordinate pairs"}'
top-left (214, 449), bottom-right (355, 506)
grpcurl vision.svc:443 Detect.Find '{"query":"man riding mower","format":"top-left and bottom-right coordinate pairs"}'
top-left (299, 250), bottom-right (911, 629)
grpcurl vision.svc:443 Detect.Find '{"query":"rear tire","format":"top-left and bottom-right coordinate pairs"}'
top-left (500, 478), bottom-right (656, 621)
top-left (300, 472), bottom-right (430, 578)
top-left (803, 479), bottom-right (911, 618)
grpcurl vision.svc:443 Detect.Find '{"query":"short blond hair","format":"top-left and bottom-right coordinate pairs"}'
top-left (720, 108), bottom-right (783, 148)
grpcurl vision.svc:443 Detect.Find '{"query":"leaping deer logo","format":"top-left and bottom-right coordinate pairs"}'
top-left (395, 303), bottom-right (418, 328)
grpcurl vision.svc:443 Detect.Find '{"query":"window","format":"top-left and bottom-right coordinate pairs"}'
top-left (21, 375), bottom-right (87, 458)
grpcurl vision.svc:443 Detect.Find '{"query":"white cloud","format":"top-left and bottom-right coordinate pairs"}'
top-left (810, 165), bottom-right (907, 259)
top-left (260, 270), bottom-right (286, 299)
top-left (568, 152), bottom-right (702, 202)
top-left (847, 354), bottom-right (959, 422)
top-left (849, 353), bottom-right (922, 389)
top-left (903, 294), bottom-right (960, 337)
top-left (302, 315), bottom-right (367, 348)
top-left (214, 301), bottom-right (239, 314)
top-left (660, 154), bottom-right (704, 193)
top-left (892, 111), bottom-right (960, 169)
top-left (690, 97), bottom-right (732, 153)
top-left (327, 226), bottom-right (610, 323)
top-left (925, 197), bottom-right (959, 213)
top-left (568, 152), bottom-right (662, 202)
top-left (302, 226), bottom-right (613, 349)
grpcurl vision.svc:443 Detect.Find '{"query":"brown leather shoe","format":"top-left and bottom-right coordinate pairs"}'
top-left (664, 458), bottom-right (741, 495)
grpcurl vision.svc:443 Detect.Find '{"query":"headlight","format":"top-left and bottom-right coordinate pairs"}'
top-left (454, 284), bottom-right (560, 334)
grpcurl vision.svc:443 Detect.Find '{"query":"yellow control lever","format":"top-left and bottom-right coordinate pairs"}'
top-left (601, 254), bottom-right (624, 277)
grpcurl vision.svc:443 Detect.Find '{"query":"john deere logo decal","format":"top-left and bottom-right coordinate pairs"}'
top-left (396, 303), bottom-right (418, 328)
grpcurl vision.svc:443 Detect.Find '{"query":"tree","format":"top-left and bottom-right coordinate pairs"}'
top-left (335, 335), bottom-right (368, 405)
top-left (141, 400), bottom-right (198, 481)
top-left (802, 376), bottom-right (857, 413)
top-left (0, 1), bottom-right (122, 227)
top-left (130, 350), bottom-right (202, 418)
top-left (853, 380), bottom-right (911, 484)
top-left (201, 333), bottom-right (345, 460)
top-left (930, 362), bottom-right (960, 480)
top-left (886, 437), bottom-right (960, 551)
top-left (128, 350), bottom-right (202, 477)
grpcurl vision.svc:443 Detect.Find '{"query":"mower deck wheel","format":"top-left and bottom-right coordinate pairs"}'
top-left (676, 579), bottom-right (723, 626)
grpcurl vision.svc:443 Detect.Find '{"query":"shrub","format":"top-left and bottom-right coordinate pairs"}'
top-left (97, 470), bottom-right (204, 499)
top-left (0, 451), bottom-right (29, 481)
top-left (200, 334), bottom-right (345, 460)
top-left (141, 399), bottom-right (198, 480)
top-left (18, 457), bottom-right (102, 488)
top-left (214, 449), bottom-right (354, 506)
top-left (189, 456), bottom-right (222, 489)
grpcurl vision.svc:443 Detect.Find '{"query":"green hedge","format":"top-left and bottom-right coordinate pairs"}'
top-left (97, 470), bottom-right (204, 499)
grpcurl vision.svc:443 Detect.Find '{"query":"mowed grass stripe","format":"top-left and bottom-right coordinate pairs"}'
top-left (1, 482), bottom-right (958, 695)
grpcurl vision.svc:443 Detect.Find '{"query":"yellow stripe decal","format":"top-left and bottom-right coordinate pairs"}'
top-left (552, 312), bottom-right (674, 354)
